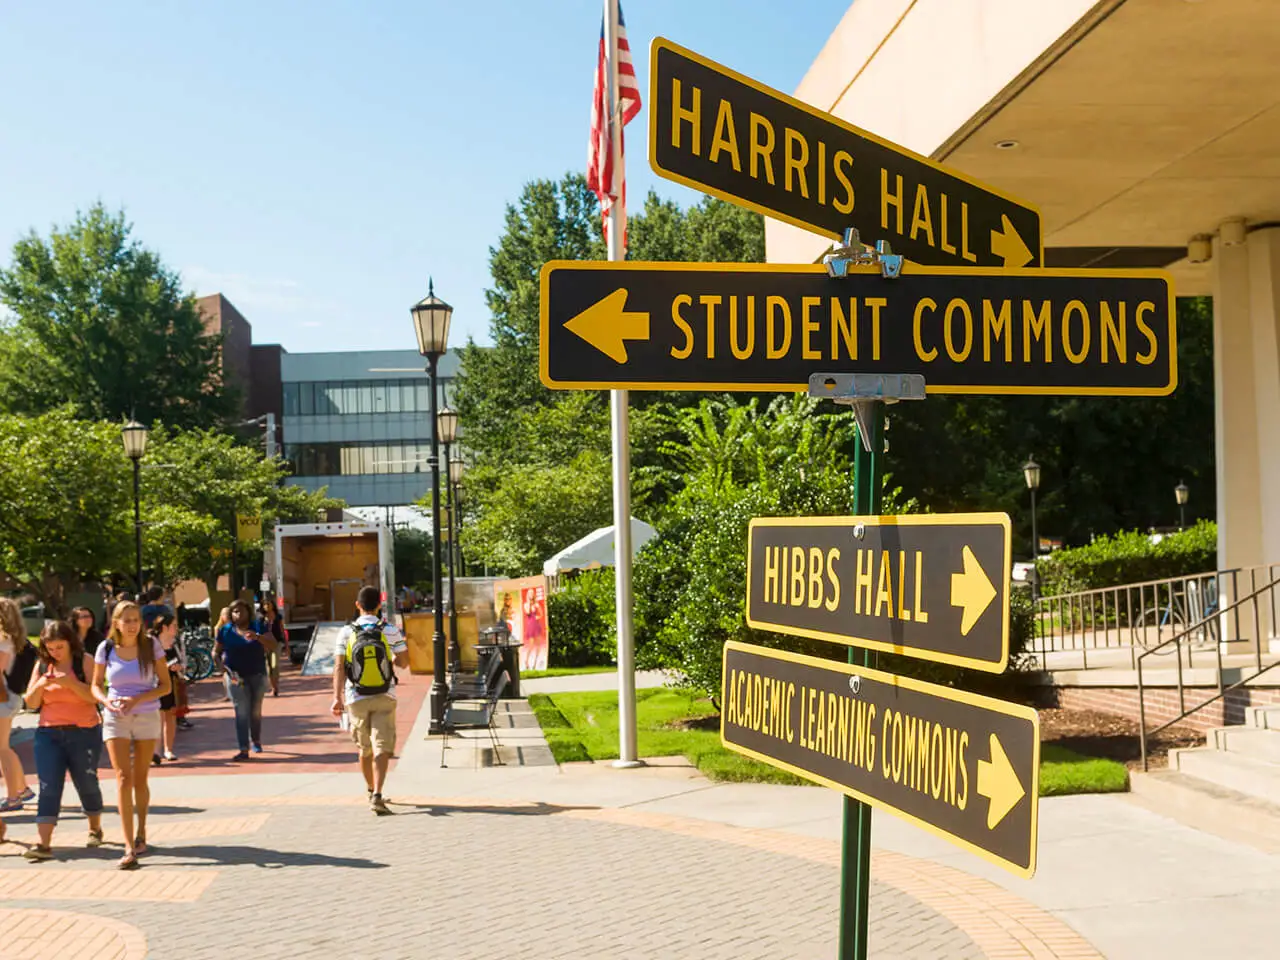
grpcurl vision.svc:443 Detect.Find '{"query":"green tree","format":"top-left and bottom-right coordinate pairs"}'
top-left (0, 204), bottom-right (235, 428)
top-left (0, 410), bottom-right (132, 613)
top-left (393, 527), bottom-right (435, 592)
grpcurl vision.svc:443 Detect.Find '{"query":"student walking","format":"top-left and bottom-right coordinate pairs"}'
top-left (21, 621), bottom-right (105, 861)
top-left (70, 607), bottom-right (106, 656)
top-left (331, 586), bottom-right (408, 816)
top-left (256, 600), bottom-right (287, 697)
top-left (152, 613), bottom-right (182, 763)
top-left (0, 598), bottom-right (34, 812)
top-left (217, 600), bottom-right (271, 760)
top-left (93, 601), bottom-right (171, 870)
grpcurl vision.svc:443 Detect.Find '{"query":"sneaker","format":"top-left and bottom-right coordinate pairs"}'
top-left (163, 752), bottom-right (179, 762)
top-left (370, 794), bottom-right (391, 816)
top-left (22, 845), bottom-right (52, 862)
top-left (232, 751), bottom-right (250, 762)
top-left (152, 754), bottom-right (163, 766)
top-left (251, 743), bottom-right (262, 754)
top-left (176, 718), bottom-right (194, 730)
top-left (86, 830), bottom-right (104, 848)
top-left (18, 787), bottom-right (34, 802)
top-left (0, 798), bottom-right (24, 812)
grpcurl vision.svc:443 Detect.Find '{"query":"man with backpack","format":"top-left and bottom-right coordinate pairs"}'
top-left (331, 586), bottom-right (408, 816)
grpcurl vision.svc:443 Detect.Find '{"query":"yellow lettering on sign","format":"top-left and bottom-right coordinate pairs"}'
top-left (914, 297), bottom-right (938, 362)
top-left (960, 202), bottom-right (977, 263)
top-left (832, 298), bottom-right (856, 360)
top-left (833, 151), bottom-right (855, 215)
top-left (816, 140), bottom-right (827, 205)
top-left (728, 296), bottom-right (754, 360)
top-left (1022, 300), bottom-right (1052, 363)
top-left (939, 193), bottom-right (956, 255)
top-left (808, 547), bottom-right (824, 608)
top-left (1062, 299), bottom-right (1091, 364)
top-left (874, 550), bottom-right (893, 618)
top-left (671, 79), bottom-right (701, 155)
top-left (881, 708), bottom-right (893, 780)
top-left (865, 704), bottom-right (877, 772)
top-left (856, 548), bottom-right (873, 615)
top-left (766, 296), bottom-right (792, 358)
top-left (914, 551), bottom-right (929, 624)
top-left (825, 548), bottom-right (841, 612)
top-left (882, 169), bottom-right (904, 235)
top-left (910, 184), bottom-right (935, 247)
top-left (670, 294), bottom-right (694, 360)
top-left (944, 298), bottom-right (974, 363)
top-left (958, 730), bottom-right (970, 810)
top-left (699, 295), bottom-right (721, 360)
top-left (749, 113), bottom-right (776, 185)
top-left (801, 296), bottom-right (822, 360)
top-left (763, 544), bottom-right (780, 604)
top-left (896, 550), bottom-right (911, 621)
top-left (708, 99), bottom-right (741, 172)
top-left (983, 300), bottom-right (1012, 363)
top-left (1135, 301), bottom-right (1158, 365)
top-left (790, 547), bottom-right (805, 606)
top-left (1101, 302), bottom-right (1125, 364)
top-left (930, 723), bottom-right (944, 799)
top-left (725, 669), bottom-right (737, 726)
top-left (784, 128), bottom-right (810, 199)
top-left (784, 682), bottom-right (795, 743)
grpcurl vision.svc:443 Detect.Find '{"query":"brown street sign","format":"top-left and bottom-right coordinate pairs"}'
top-left (649, 37), bottom-right (1042, 269)
top-left (747, 514), bottom-right (1011, 672)
top-left (721, 641), bottom-right (1040, 876)
top-left (539, 261), bottom-right (1176, 396)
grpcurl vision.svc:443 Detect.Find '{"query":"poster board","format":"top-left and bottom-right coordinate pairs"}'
top-left (494, 575), bottom-right (549, 671)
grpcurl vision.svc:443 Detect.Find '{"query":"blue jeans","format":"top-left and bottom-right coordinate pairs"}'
top-left (229, 673), bottom-right (268, 750)
top-left (34, 726), bottom-right (105, 825)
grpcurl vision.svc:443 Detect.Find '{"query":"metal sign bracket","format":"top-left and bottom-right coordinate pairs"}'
top-left (823, 228), bottom-right (904, 279)
top-left (809, 373), bottom-right (926, 452)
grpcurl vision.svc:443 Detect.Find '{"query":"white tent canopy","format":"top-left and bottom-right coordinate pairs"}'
top-left (543, 518), bottom-right (658, 578)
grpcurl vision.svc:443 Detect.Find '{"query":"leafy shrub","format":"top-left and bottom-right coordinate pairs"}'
top-left (1037, 521), bottom-right (1217, 596)
top-left (546, 568), bottom-right (616, 667)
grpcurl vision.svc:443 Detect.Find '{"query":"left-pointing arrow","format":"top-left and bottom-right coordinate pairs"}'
top-left (563, 288), bottom-right (651, 363)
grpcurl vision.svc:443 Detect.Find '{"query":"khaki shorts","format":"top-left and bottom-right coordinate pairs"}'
top-left (102, 709), bottom-right (162, 743)
top-left (348, 695), bottom-right (397, 758)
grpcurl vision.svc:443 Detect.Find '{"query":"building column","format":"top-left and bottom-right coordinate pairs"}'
top-left (1247, 228), bottom-right (1280, 572)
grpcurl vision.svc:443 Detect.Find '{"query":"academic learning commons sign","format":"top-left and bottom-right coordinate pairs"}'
top-left (539, 261), bottom-right (1176, 396)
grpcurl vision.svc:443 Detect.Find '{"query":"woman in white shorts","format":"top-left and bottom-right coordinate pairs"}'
top-left (0, 598), bottom-right (33, 812)
top-left (92, 601), bottom-right (171, 870)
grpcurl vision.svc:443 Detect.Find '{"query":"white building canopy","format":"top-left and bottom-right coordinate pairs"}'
top-left (543, 518), bottom-right (658, 578)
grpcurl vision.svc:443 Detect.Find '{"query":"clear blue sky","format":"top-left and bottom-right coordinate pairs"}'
top-left (0, 1), bottom-right (849, 352)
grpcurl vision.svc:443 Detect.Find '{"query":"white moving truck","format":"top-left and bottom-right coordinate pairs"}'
top-left (264, 520), bottom-right (395, 672)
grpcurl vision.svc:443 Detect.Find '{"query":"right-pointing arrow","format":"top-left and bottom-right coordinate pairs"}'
top-left (950, 545), bottom-right (996, 635)
top-left (990, 214), bottom-right (1034, 268)
top-left (977, 733), bottom-right (1025, 829)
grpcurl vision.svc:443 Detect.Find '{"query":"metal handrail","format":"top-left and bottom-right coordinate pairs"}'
top-left (1137, 571), bottom-right (1280, 770)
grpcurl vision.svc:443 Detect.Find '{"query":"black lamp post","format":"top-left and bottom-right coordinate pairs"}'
top-left (450, 454), bottom-right (466, 579)
top-left (122, 420), bottom-right (149, 596)
top-left (411, 279), bottom-right (453, 735)
top-left (1175, 481), bottom-right (1189, 531)
top-left (436, 404), bottom-right (459, 673)
top-left (1022, 457), bottom-right (1041, 600)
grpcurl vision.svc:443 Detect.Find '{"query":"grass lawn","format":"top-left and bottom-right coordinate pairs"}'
top-left (521, 665), bottom-right (615, 680)
top-left (1040, 743), bottom-right (1130, 796)
top-left (530, 689), bottom-right (1131, 795)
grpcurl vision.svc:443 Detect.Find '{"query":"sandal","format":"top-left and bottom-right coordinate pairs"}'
top-left (135, 835), bottom-right (147, 856)
top-left (86, 830), bottom-right (104, 848)
top-left (118, 851), bottom-right (139, 870)
top-left (22, 844), bottom-right (53, 862)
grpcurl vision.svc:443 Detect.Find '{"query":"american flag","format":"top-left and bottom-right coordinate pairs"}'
top-left (586, 3), bottom-right (641, 252)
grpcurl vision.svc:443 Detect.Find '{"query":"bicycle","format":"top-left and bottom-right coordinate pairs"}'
top-left (179, 626), bottom-right (216, 683)
top-left (1134, 578), bottom-right (1219, 652)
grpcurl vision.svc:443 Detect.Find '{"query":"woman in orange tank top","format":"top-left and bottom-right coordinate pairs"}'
top-left (20, 621), bottom-right (104, 860)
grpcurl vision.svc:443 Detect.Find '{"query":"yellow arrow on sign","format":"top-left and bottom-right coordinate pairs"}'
top-left (950, 545), bottom-right (996, 635)
top-left (990, 214), bottom-right (1034, 268)
top-left (563, 288), bottom-right (651, 363)
top-left (977, 733), bottom-right (1025, 829)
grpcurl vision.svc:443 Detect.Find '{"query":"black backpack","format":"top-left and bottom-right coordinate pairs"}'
top-left (344, 621), bottom-right (395, 696)
top-left (7, 643), bottom-right (38, 696)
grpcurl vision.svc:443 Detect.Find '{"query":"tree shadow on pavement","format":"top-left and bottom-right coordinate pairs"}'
top-left (149, 844), bottom-right (388, 869)
top-left (387, 801), bottom-right (600, 818)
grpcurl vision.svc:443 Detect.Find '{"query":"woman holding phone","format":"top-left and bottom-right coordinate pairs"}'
top-left (217, 600), bottom-right (270, 760)
top-left (93, 601), bottom-right (171, 870)
top-left (22, 621), bottom-right (105, 860)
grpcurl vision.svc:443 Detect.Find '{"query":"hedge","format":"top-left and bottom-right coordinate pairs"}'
top-left (545, 568), bottom-right (616, 667)
top-left (1036, 521), bottom-right (1217, 596)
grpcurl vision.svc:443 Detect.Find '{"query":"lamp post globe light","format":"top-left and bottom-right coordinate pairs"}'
top-left (411, 279), bottom-right (452, 735)
top-left (122, 420), bottom-right (150, 595)
top-left (1175, 481), bottom-right (1189, 531)
top-left (1022, 457), bottom-right (1041, 601)
top-left (436, 405), bottom-right (460, 672)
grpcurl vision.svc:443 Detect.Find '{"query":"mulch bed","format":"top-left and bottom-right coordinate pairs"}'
top-left (1039, 707), bottom-right (1204, 770)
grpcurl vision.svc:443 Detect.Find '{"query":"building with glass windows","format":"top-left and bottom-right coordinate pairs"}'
top-left (280, 349), bottom-right (459, 507)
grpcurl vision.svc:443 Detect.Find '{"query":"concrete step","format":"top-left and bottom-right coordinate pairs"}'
top-left (1210, 726), bottom-right (1280, 763)
top-left (1129, 769), bottom-right (1280, 854)
top-left (1171, 746), bottom-right (1280, 803)
top-left (1247, 705), bottom-right (1280, 729)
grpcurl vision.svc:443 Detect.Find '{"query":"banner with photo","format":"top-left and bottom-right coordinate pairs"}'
top-left (494, 575), bottom-right (549, 671)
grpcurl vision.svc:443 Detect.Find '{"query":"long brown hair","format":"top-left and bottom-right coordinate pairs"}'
top-left (38, 620), bottom-right (84, 668)
top-left (0, 598), bottom-right (28, 654)
top-left (108, 601), bottom-right (156, 677)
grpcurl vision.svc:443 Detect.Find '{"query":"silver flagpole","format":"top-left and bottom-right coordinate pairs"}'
top-left (605, 0), bottom-right (640, 768)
